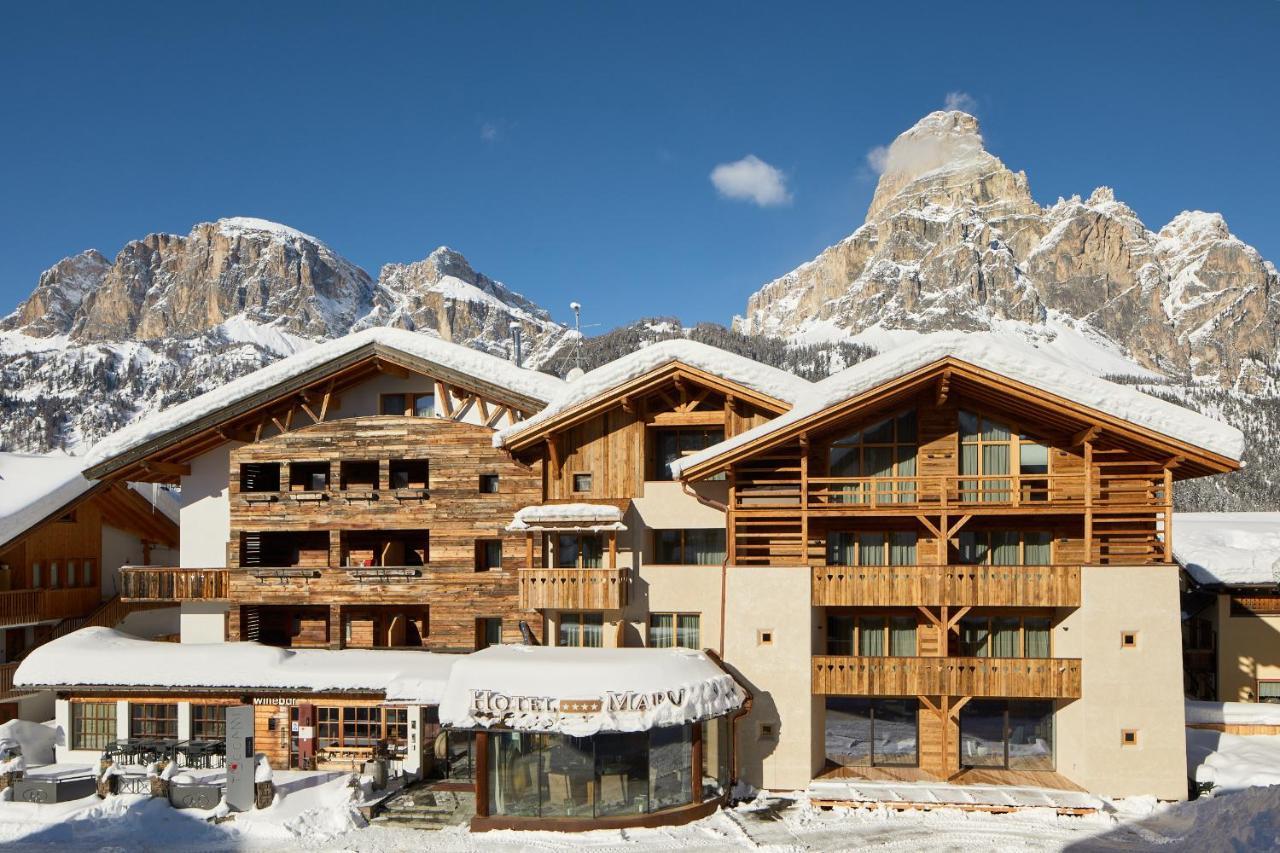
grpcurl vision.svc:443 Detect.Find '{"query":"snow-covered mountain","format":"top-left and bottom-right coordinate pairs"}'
top-left (736, 111), bottom-right (1280, 391)
top-left (0, 218), bottom-right (567, 453)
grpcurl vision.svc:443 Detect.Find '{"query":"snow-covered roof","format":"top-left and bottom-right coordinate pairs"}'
top-left (507, 503), bottom-right (626, 532)
top-left (15, 628), bottom-right (458, 699)
top-left (671, 331), bottom-right (1245, 478)
top-left (438, 644), bottom-right (746, 736)
top-left (1186, 698), bottom-right (1280, 727)
top-left (494, 339), bottom-right (811, 448)
top-left (83, 327), bottom-right (566, 471)
top-left (0, 453), bottom-right (96, 551)
top-left (1175, 513), bottom-right (1280, 587)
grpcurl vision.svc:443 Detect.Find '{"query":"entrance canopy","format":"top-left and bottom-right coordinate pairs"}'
top-left (435, 645), bottom-right (746, 736)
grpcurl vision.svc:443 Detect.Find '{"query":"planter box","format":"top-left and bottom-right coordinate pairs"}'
top-left (170, 781), bottom-right (224, 810)
top-left (13, 775), bottom-right (97, 803)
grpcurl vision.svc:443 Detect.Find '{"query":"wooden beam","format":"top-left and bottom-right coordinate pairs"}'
top-left (318, 384), bottom-right (336, 422)
top-left (374, 360), bottom-right (411, 380)
top-left (545, 436), bottom-right (562, 473)
top-left (437, 381), bottom-right (455, 417)
top-left (1072, 425), bottom-right (1101, 446)
top-left (915, 515), bottom-right (943, 539)
top-left (946, 514), bottom-right (972, 538)
top-left (141, 461), bottom-right (191, 477)
top-left (916, 606), bottom-right (942, 629)
top-left (476, 396), bottom-right (491, 424)
top-left (936, 369), bottom-right (951, 406)
top-left (486, 405), bottom-right (509, 429)
top-left (945, 606), bottom-right (971, 632)
top-left (299, 401), bottom-right (321, 424)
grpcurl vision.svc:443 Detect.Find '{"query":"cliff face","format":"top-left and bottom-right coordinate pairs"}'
top-left (0, 218), bottom-right (566, 453)
top-left (737, 111), bottom-right (1280, 388)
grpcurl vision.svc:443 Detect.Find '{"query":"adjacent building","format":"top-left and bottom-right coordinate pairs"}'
top-left (16, 327), bottom-right (1244, 826)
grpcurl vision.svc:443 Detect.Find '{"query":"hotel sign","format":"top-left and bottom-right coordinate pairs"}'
top-left (469, 688), bottom-right (689, 721)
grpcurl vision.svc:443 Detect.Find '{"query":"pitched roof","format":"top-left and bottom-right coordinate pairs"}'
top-left (1175, 512), bottom-right (1280, 587)
top-left (0, 453), bottom-right (96, 551)
top-left (494, 339), bottom-right (811, 448)
top-left (83, 328), bottom-right (565, 477)
top-left (671, 332), bottom-right (1244, 478)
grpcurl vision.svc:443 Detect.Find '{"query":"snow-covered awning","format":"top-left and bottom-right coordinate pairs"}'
top-left (437, 645), bottom-right (746, 736)
top-left (16, 628), bottom-right (458, 701)
top-left (506, 503), bottom-right (627, 532)
top-left (1175, 513), bottom-right (1280, 587)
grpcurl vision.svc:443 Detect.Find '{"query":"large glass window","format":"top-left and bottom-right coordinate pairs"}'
top-left (558, 612), bottom-right (604, 647)
top-left (71, 702), bottom-right (116, 751)
top-left (654, 428), bottom-right (725, 481)
top-left (959, 412), bottom-right (1053, 502)
top-left (1259, 682), bottom-right (1280, 704)
top-left (129, 703), bottom-right (178, 739)
top-left (648, 614), bottom-right (701, 649)
top-left (958, 531), bottom-right (1053, 566)
top-left (552, 535), bottom-right (604, 569)
top-left (959, 615), bottom-right (1052, 658)
top-left (825, 698), bottom-right (919, 767)
top-left (653, 529), bottom-right (726, 565)
top-left (827, 411), bottom-right (917, 503)
top-left (827, 531), bottom-right (917, 566)
top-left (701, 717), bottom-right (732, 799)
top-left (959, 700), bottom-right (1054, 770)
top-left (191, 705), bottom-right (226, 740)
top-left (828, 614), bottom-right (916, 657)
top-left (649, 725), bottom-right (693, 811)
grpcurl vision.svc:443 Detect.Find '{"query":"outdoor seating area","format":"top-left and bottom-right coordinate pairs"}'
top-left (103, 737), bottom-right (225, 769)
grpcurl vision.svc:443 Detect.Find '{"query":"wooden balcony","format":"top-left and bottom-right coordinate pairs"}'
top-left (735, 473), bottom-right (1166, 515)
top-left (518, 568), bottom-right (630, 611)
top-left (812, 655), bottom-right (1082, 699)
top-left (0, 587), bottom-right (102, 628)
top-left (812, 564), bottom-right (1081, 608)
top-left (120, 567), bottom-right (231, 602)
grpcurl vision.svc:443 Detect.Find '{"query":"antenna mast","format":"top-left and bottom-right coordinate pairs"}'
top-left (570, 301), bottom-right (583, 372)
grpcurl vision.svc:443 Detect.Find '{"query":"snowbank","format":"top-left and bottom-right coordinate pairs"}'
top-left (15, 628), bottom-right (457, 699)
top-left (83, 327), bottom-right (565, 471)
top-left (0, 453), bottom-right (94, 550)
top-left (1186, 699), bottom-right (1280, 727)
top-left (1175, 513), bottom-right (1280, 586)
top-left (0, 720), bottom-right (58, 766)
top-left (671, 331), bottom-right (1245, 477)
top-left (506, 503), bottom-right (625, 531)
top-left (495, 339), bottom-right (811, 447)
top-left (1188, 728), bottom-right (1280, 791)
top-left (438, 644), bottom-right (745, 736)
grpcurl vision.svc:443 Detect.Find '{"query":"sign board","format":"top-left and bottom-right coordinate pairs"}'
top-left (468, 688), bottom-right (690, 724)
top-left (253, 697), bottom-right (298, 706)
top-left (225, 705), bottom-right (255, 811)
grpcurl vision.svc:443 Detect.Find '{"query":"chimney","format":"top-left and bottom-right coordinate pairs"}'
top-left (509, 322), bottom-right (523, 367)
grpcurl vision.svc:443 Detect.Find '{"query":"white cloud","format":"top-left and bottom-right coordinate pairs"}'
top-left (944, 91), bottom-right (978, 114)
top-left (866, 145), bottom-right (890, 175)
top-left (480, 122), bottom-right (499, 142)
top-left (709, 155), bottom-right (792, 207)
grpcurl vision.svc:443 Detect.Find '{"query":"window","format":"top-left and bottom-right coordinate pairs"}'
top-left (653, 428), bottom-right (725, 481)
top-left (58, 510), bottom-right (76, 523)
top-left (827, 531), bottom-right (917, 566)
top-left (82, 559), bottom-right (94, 587)
top-left (1258, 682), bottom-right (1280, 704)
top-left (389, 459), bottom-right (428, 489)
top-left (475, 539), bottom-right (503, 572)
top-left (825, 698), bottom-right (919, 767)
top-left (1121, 729), bottom-right (1139, 747)
top-left (342, 706), bottom-right (383, 747)
top-left (129, 702), bottom-right (178, 739)
top-left (479, 474), bottom-right (500, 494)
top-left (71, 702), bottom-right (116, 751)
top-left (191, 705), bottom-right (227, 740)
top-left (959, 615), bottom-right (1052, 658)
top-left (340, 460), bottom-right (379, 490)
top-left (957, 530), bottom-right (1052, 566)
top-left (572, 473), bottom-right (593, 493)
top-left (1121, 631), bottom-right (1138, 649)
top-left (758, 723), bottom-right (776, 739)
top-left (477, 617), bottom-right (503, 650)
top-left (552, 534), bottom-right (603, 568)
top-left (960, 700), bottom-right (1054, 770)
top-left (385, 708), bottom-right (409, 751)
top-left (50, 562), bottom-right (59, 589)
top-left (31, 562), bottom-right (41, 587)
top-left (380, 392), bottom-right (435, 416)
top-left (558, 612), bottom-right (604, 647)
top-left (67, 560), bottom-right (78, 587)
top-left (239, 463), bottom-right (281, 492)
top-left (649, 614), bottom-right (701, 649)
top-left (289, 461), bottom-right (329, 491)
top-left (828, 615), bottom-right (916, 657)
top-left (959, 411), bottom-right (1052, 502)
top-left (827, 411), bottom-right (917, 503)
top-left (757, 630), bottom-right (773, 646)
top-left (412, 393), bottom-right (435, 418)
top-left (653, 529), bottom-right (726, 565)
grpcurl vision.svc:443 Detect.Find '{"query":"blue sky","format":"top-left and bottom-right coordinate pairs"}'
top-left (2, 1), bottom-right (1278, 329)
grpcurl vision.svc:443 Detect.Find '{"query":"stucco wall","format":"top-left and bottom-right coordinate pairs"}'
top-left (179, 443), bottom-right (240, 569)
top-left (180, 602), bottom-right (228, 643)
top-left (723, 565), bottom-right (820, 791)
top-left (630, 564), bottom-right (724, 652)
top-left (1055, 564), bottom-right (1187, 799)
top-left (1215, 594), bottom-right (1280, 702)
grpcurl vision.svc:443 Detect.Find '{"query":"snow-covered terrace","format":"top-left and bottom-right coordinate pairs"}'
top-left (671, 331), bottom-right (1245, 478)
top-left (1174, 512), bottom-right (1280, 587)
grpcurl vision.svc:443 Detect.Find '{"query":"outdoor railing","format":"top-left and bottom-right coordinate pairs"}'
top-left (518, 567), bottom-right (630, 611)
top-left (812, 655), bottom-right (1082, 699)
top-left (812, 564), bottom-right (1081, 608)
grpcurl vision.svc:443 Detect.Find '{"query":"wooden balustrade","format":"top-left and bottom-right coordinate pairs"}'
top-left (812, 655), bottom-right (1082, 699)
top-left (812, 564), bottom-right (1081, 608)
top-left (735, 473), bottom-right (1167, 513)
top-left (0, 662), bottom-right (18, 698)
top-left (518, 568), bottom-right (630, 611)
top-left (0, 587), bottom-right (102, 628)
top-left (120, 567), bottom-right (231, 602)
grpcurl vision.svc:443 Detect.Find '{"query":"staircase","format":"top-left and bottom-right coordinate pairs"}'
top-left (370, 784), bottom-right (475, 830)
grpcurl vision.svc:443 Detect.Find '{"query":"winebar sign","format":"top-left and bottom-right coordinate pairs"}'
top-left (469, 687), bottom-right (689, 721)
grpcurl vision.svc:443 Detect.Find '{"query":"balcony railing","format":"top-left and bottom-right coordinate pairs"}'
top-left (812, 564), bottom-right (1081, 608)
top-left (812, 655), bottom-right (1082, 699)
top-left (120, 568), bottom-right (231, 602)
top-left (518, 568), bottom-right (630, 611)
top-left (0, 587), bottom-right (102, 628)
top-left (735, 473), bottom-right (1165, 512)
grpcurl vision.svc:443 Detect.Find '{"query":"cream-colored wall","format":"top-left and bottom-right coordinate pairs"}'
top-left (179, 443), bottom-right (240, 568)
top-left (629, 564), bottom-right (724, 651)
top-left (180, 602), bottom-right (228, 643)
top-left (1215, 594), bottom-right (1280, 702)
top-left (630, 481), bottom-right (727, 533)
top-left (723, 565), bottom-right (820, 791)
top-left (1055, 564), bottom-right (1187, 800)
top-left (100, 523), bottom-right (177, 597)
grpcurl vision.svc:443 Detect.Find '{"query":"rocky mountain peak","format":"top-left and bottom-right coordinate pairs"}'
top-left (3, 249), bottom-right (111, 337)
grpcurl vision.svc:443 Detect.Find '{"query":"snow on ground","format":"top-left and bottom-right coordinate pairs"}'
top-left (1174, 512), bottom-right (1280, 585)
top-left (1188, 728), bottom-right (1280, 792)
top-left (4, 778), bottom-right (1280, 852)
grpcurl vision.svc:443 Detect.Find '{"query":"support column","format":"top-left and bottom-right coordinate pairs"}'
top-left (474, 731), bottom-right (490, 818)
top-left (329, 604), bottom-right (343, 649)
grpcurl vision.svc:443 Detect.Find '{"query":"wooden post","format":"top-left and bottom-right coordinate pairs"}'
top-left (691, 718), bottom-right (704, 792)
top-left (1084, 440), bottom-right (1093, 563)
top-left (474, 731), bottom-right (490, 818)
top-left (608, 531), bottom-right (617, 569)
top-left (727, 470), bottom-right (737, 566)
top-left (1163, 465), bottom-right (1174, 563)
top-left (330, 604), bottom-right (343, 650)
top-left (525, 533), bottom-right (534, 570)
top-left (799, 435), bottom-right (810, 567)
